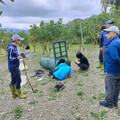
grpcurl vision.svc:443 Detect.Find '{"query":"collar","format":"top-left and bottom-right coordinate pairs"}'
top-left (110, 36), bottom-right (119, 44)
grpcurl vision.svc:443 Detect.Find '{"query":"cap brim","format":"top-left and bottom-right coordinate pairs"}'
top-left (103, 28), bottom-right (110, 32)
top-left (109, 21), bottom-right (114, 24)
top-left (19, 38), bottom-right (24, 40)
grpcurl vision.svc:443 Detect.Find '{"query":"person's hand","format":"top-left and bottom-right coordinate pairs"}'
top-left (75, 59), bottom-right (80, 64)
top-left (55, 68), bottom-right (58, 71)
top-left (100, 47), bottom-right (103, 51)
top-left (17, 55), bottom-right (23, 60)
top-left (75, 59), bottom-right (78, 64)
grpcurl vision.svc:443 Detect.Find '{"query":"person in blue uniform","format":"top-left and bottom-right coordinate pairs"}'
top-left (99, 26), bottom-right (120, 108)
top-left (100, 20), bottom-right (114, 73)
top-left (8, 34), bottom-right (26, 99)
top-left (97, 25), bottom-right (106, 68)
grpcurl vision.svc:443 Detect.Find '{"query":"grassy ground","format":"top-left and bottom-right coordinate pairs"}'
top-left (0, 44), bottom-right (120, 120)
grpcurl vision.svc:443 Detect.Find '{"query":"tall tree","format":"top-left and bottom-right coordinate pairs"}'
top-left (100, 0), bottom-right (120, 12)
top-left (114, 0), bottom-right (120, 9)
top-left (100, 0), bottom-right (114, 13)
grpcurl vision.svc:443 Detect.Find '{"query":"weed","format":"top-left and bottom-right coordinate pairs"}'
top-left (100, 110), bottom-right (108, 118)
top-left (98, 93), bottom-right (105, 100)
top-left (92, 85), bottom-right (96, 89)
top-left (92, 95), bottom-right (97, 99)
top-left (48, 87), bottom-right (57, 101)
top-left (22, 91), bottom-right (28, 94)
top-left (68, 55), bottom-right (76, 61)
top-left (75, 106), bottom-right (79, 110)
top-left (50, 88), bottom-right (57, 94)
top-left (89, 99), bottom-right (95, 104)
top-left (80, 96), bottom-right (84, 101)
top-left (118, 109), bottom-right (120, 116)
top-left (91, 110), bottom-right (108, 120)
top-left (77, 91), bottom-right (84, 96)
top-left (75, 116), bottom-right (82, 120)
top-left (41, 82), bottom-right (47, 85)
top-left (82, 72), bottom-right (89, 77)
top-left (33, 89), bottom-right (38, 93)
top-left (0, 88), bottom-right (5, 95)
top-left (90, 112), bottom-right (100, 119)
top-left (38, 90), bottom-right (43, 97)
top-left (49, 79), bottom-right (56, 82)
top-left (14, 106), bottom-right (23, 119)
top-left (29, 100), bottom-right (38, 104)
top-left (63, 81), bottom-right (67, 84)
top-left (74, 83), bottom-right (84, 87)
top-left (72, 69), bottom-right (77, 73)
top-left (48, 96), bottom-right (56, 101)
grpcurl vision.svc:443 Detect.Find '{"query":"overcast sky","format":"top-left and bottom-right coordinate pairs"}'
top-left (0, 0), bottom-right (102, 30)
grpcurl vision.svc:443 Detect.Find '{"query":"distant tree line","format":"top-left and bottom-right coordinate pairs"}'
top-left (0, 1), bottom-right (120, 56)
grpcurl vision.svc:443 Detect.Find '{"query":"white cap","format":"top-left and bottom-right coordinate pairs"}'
top-left (12, 34), bottom-right (24, 41)
top-left (104, 26), bottom-right (119, 34)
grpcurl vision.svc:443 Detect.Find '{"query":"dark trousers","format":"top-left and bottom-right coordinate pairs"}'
top-left (49, 68), bottom-right (56, 75)
top-left (78, 63), bottom-right (89, 71)
top-left (103, 46), bottom-right (108, 72)
top-left (9, 68), bottom-right (21, 89)
top-left (49, 68), bottom-right (60, 80)
top-left (105, 73), bottom-right (120, 104)
top-left (99, 50), bottom-right (103, 63)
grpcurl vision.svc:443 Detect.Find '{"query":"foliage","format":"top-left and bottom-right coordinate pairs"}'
top-left (0, 29), bottom-right (12, 54)
top-left (14, 106), bottom-right (23, 119)
top-left (98, 93), bottom-right (105, 100)
top-left (18, 31), bottom-right (30, 49)
top-left (91, 110), bottom-right (108, 120)
top-left (75, 117), bottom-right (82, 120)
top-left (77, 91), bottom-right (84, 96)
top-left (0, 5), bottom-right (120, 56)
top-left (0, 0), bottom-right (14, 16)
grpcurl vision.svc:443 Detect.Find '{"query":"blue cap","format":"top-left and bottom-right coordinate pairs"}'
top-left (105, 20), bottom-right (114, 25)
top-left (104, 26), bottom-right (119, 34)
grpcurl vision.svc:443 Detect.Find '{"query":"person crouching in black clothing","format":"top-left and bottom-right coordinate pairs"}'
top-left (75, 51), bottom-right (90, 71)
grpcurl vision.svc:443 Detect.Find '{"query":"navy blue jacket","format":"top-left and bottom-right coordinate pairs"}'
top-left (105, 37), bottom-right (120, 73)
top-left (100, 31), bottom-right (111, 47)
top-left (7, 43), bottom-right (20, 70)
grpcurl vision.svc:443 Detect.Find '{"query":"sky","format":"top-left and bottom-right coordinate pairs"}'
top-left (0, 0), bottom-right (102, 30)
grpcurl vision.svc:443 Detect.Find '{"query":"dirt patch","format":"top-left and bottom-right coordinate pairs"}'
top-left (0, 47), bottom-right (120, 120)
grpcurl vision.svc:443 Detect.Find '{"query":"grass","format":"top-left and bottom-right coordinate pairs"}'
top-left (75, 83), bottom-right (84, 87)
top-left (77, 91), bottom-right (84, 96)
top-left (0, 88), bottom-right (5, 95)
top-left (41, 82), bottom-right (48, 85)
top-left (91, 110), bottom-right (108, 120)
top-left (33, 89), bottom-right (38, 93)
top-left (48, 96), bottom-right (56, 101)
top-left (68, 55), bottom-right (76, 61)
top-left (118, 109), bottom-right (120, 116)
top-left (48, 87), bottom-right (57, 101)
top-left (100, 110), bottom-right (108, 118)
top-left (38, 90), bottom-right (44, 97)
top-left (79, 96), bottom-right (84, 101)
top-left (14, 106), bottom-right (23, 119)
top-left (75, 116), bottom-right (82, 120)
top-left (28, 100), bottom-right (38, 104)
top-left (22, 91), bottom-right (28, 94)
top-left (98, 93), bottom-right (105, 100)
top-left (82, 72), bottom-right (89, 77)
top-left (92, 95), bottom-right (97, 99)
